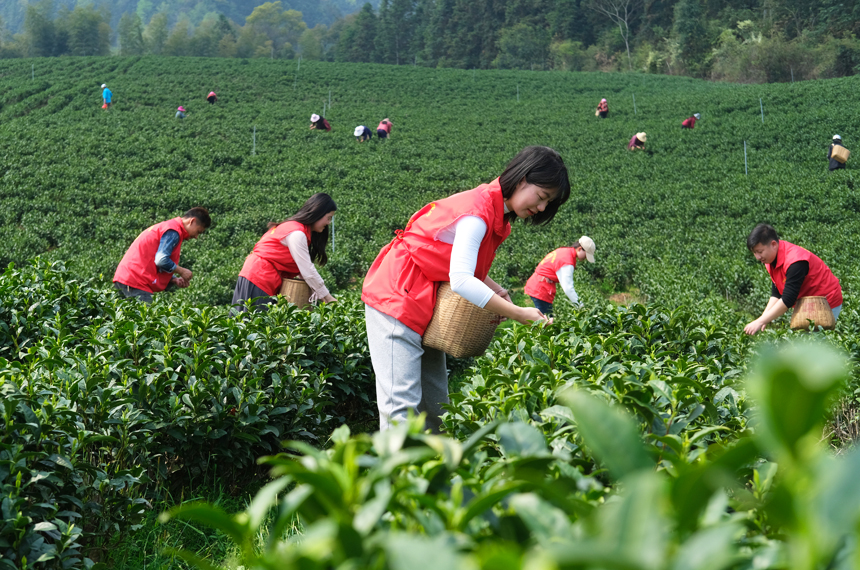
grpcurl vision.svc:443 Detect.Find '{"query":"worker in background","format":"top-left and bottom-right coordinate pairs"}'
top-left (828, 135), bottom-right (848, 171)
top-left (310, 113), bottom-right (331, 131)
top-left (524, 237), bottom-right (596, 316)
top-left (176, 106), bottom-right (187, 119)
top-left (376, 118), bottom-right (393, 139)
top-left (596, 98), bottom-right (608, 118)
top-left (682, 113), bottom-right (701, 129)
top-left (101, 83), bottom-right (112, 109)
top-left (355, 125), bottom-right (372, 142)
top-left (207, 91), bottom-right (217, 104)
top-left (628, 132), bottom-right (646, 150)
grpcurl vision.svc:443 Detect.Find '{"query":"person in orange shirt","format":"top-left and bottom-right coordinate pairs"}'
top-left (232, 193), bottom-right (337, 312)
top-left (362, 146), bottom-right (570, 432)
top-left (744, 223), bottom-right (842, 335)
top-left (524, 237), bottom-right (595, 316)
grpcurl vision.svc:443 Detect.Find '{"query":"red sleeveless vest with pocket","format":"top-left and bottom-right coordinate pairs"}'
top-left (362, 178), bottom-right (511, 335)
top-left (524, 248), bottom-right (578, 303)
top-left (239, 221), bottom-right (312, 296)
top-left (113, 218), bottom-right (188, 293)
top-left (766, 240), bottom-right (842, 308)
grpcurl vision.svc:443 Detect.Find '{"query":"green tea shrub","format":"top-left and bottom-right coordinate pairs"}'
top-left (0, 259), bottom-right (374, 568)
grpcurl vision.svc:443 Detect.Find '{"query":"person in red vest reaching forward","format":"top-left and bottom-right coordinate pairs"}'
top-left (232, 193), bottom-right (337, 312)
top-left (744, 223), bottom-right (843, 335)
top-left (113, 207), bottom-right (211, 303)
top-left (362, 146), bottom-right (570, 432)
top-left (524, 236), bottom-right (596, 316)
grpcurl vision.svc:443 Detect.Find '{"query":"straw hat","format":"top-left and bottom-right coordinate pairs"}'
top-left (636, 132), bottom-right (647, 142)
top-left (694, 113), bottom-right (701, 119)
top-left (310, 113), bottom-right (320, 123)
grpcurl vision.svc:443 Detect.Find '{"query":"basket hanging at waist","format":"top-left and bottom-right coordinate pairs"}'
top-left (422, 282), bottom-right (501, 358)
top-left (832, 145), bottom-right (850, 164)
top-left (279, 278), bottom-right (312, 309)
top-left (789, 296), bottom-right (835, 331)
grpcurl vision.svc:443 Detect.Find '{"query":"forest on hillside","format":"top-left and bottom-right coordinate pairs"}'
top-left (3, 0), bottom-right (860, 81)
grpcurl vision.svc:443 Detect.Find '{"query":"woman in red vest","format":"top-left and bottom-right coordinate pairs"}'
top-left (362, 146), bottom-right (570, 431)
top-left (744, 223), bottom-right (842, 335)
top-left (376, 118), bottom-right (393, 139)
top-left (113, 207), bottom-right (211, 303)
top-left (232, 193), bottom-right (337, 311)
top-left (524, 236), bottom-right (596, 316)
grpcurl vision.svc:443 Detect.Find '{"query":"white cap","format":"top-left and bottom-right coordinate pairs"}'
top-left (579, 236), bottom-right (596, 263)
top-left (694, 113), bottom-right (701, 119)
top-left (834, 134), bottom-right (842, 140)
top-left (101, 84), bottom-right (106, 88)
top-left (310, 114), bottom-right (320, 123)
top-left (354, 126), bottom-right (365, 137)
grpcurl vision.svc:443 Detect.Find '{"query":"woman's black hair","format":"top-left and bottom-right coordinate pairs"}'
top-left (498, 146), bottom-right (570, 225)
top-left (747, 223), bottom-right (779, 251)
top-left (569, 240), bottom-right (581, 249)
top-left (267, 193), bottom-right (337, 265)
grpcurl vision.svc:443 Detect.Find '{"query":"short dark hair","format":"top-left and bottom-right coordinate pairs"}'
top-left (499, 146), bottom-right (570, 225)
top-left (183, 207), bottom-right (211, 228)
top-left (569, 241), bottom-right (581, 249)
top-left (747, 223), bottom-right (779, 251)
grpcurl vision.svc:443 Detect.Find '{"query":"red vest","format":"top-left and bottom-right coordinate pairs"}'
top-left (239, 221), bottom-right (312, 296)
top-left (113, 218), bottom-right (188, 293)
top-left (362, 179), bottom-right (512, 335)
top-left (524, 248), bottom-right (578, 303)
top-left (377, 121), bottom-right (391, 133)
top-left (682, 117), bottom-right (696, 128)
top-left (766, 240), bottom-right (842, 308)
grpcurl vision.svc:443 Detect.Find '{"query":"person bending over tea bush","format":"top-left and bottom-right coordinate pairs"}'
top-left (828, 135), bottom-right (848, 171)
top-left (362, 146), bottom-right (570, 432)
top-left (113, 207), bottom-right (211, 302)
top-left (524, 236), bottom-right (595, 316)
top-left (233, 193), bottom-right (337, 311)
top-left (744, 223), bottom-right (842, 335)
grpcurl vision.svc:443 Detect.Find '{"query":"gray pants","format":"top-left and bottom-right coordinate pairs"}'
top-left (114, 282), bottom-right (153, 303)
top-left (365, 304), bottom-right (448, 432)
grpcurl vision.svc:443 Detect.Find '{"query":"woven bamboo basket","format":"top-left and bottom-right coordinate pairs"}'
top-left (832, 145), bottom-right (850, 164)
top-left (789, 296), bottom-right (835, 331)
top-left (422, 282), bottom-right (501, 358)
top-left (279, 278), bottom-right (311, 309)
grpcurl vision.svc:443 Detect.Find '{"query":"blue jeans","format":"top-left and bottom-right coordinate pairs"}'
top-left (832, 304), bottom-right (842, 320)
top-left (530, 296), bottom-right (553, 316)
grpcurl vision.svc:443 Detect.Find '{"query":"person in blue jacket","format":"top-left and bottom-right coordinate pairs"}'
top-left (101, 83), bottom-right (112, 109)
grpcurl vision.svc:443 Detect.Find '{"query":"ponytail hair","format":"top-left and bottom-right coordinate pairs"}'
top-left (266, 193), bottom-right (338, 265)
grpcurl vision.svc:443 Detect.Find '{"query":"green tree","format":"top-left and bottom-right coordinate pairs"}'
top-left (586, 0), bottom-right (642, 70)
top-left (24, 1), bottom-right (55, 57)
top-left (673, 0), bottom-right (707, 71)
top-left (299, 24), bottom-right (326, 60)
top-left (245, 2), bottom-right (307, 57)
top-left (163, 18), bottom-right (192, 56)
top-left (67, 4), bottom-right (109, 56)
top-left (338, 3), bottom-right (378, 62)
top-left (144, 12), bottom-right (168, 55)
top-left (118, 12), bottom-right (145, 55)
top-left (493, 23), bottom-right (550, 68)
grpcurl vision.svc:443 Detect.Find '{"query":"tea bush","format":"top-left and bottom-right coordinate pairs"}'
top-left (0, 260), bottom-right (373, 568)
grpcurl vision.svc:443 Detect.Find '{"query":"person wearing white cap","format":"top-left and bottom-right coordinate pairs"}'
top-left (682, 113), bottom-right (701, 129)
top-left (628, 132), bottom-right (646, 150)
top-left (101, 83), bottom-right (112, 109)
top-left (354, 125), bottom-right (372, 142)
top-left (309, 113), bottom-right (331, 131)
top-left (828, 135), bottom-right (848, 171)
top-left (524, 237), bottom-right (595, 316)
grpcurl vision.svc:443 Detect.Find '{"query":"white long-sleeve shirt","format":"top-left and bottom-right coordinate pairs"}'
top-left (436, 215), bottom-right (505, 308)
top-left (281, 231), bottom-right (330, 301)
top-left (556, 265), bottom-right (579, 305)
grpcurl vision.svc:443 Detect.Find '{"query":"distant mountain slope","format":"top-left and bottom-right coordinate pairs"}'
top-left (1, 0), bottom-right (375, 34)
